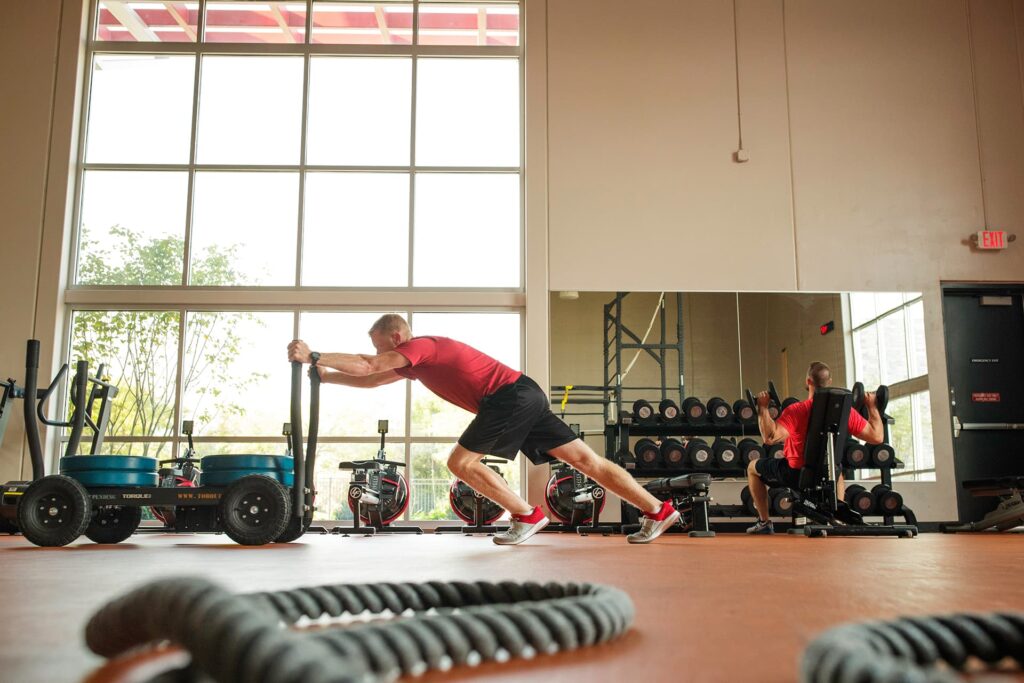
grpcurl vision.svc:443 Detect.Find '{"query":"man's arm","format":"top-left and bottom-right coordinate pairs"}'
top-left (853, 392), bottom-right (885, 444)
top-left (288, 340), bottom-right (410, 376)
top-left (319, 369), bottom-right (404, 388)
top-left (756, 390), bottom-right (790, 445)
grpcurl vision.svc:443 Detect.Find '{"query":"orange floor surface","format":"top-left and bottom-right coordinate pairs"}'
top-left (1, 531), bottom-right (1022, 682)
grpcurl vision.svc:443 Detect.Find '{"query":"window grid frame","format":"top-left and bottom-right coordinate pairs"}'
top-left (846, 293), bottom-right (933, 481)
top-left (72, 0), bottom-right (524, 293)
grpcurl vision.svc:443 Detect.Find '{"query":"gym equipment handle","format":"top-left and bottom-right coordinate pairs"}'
top-left (958, 422), bottom-right (1024, 431)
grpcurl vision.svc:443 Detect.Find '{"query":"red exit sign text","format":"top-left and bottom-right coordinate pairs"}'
top-left (975, 230), bottom-right (1007, 249)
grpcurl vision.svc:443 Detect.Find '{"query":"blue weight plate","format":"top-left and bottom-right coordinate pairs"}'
top-left (200, 469), bottom-right (294, 488)
top-left (59, 455), bottom-right (158, 473)
top-left (200, 455), bottom-right (294, 472)
top-left (64, 470), bottom-right (159, 487)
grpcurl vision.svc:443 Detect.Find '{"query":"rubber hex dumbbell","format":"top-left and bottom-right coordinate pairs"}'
top-left (660, 438), bottom-right (686, 469)
top-left (871, 484), bottom-right (903, 514)
top-left (712, 438), bottom-right (739, 469)
top-left (681, 397), bottom-right (707, 423)
top-left (851, 382), bottom-right (866, 418)
top-left (740, 486), bottom-right (757, 515)
top-left (870, 443), bottom-right (895, 467)
top-left (733, 398), bottom-right (755, 424)
top-left (769, 487), bottom-right (794, 516)
top-left (875, 384), bottom-right (889, 415)
top-left (658, 399), bottom-right (680, 422)
top-left (844, 439), bottom-right (870, 468)
top-left (707, 397), bottom-right (733, 424)
top-left (766, 443), bottom-right (785, 460)
top-left (633, 438), bottom-right (661, 469)
top-left (686, 438), bottom-right (713, 468)
top-left (632, 400), bottom-right (655, 423)
top-left (738, 438), bottom-right (765, 467)
top-left (766, 381), bottom-right (783, 419)
top-left (844, 484), bottom-right (876, 514)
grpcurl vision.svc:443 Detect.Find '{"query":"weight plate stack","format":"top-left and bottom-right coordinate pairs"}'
top-left (59, 456), bottom-right (159, 488)
top-left (200, 455), bottom-right (295, 487)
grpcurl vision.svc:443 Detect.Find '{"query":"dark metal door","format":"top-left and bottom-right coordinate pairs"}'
top-left (942, 286), bottom-right (1024, 522)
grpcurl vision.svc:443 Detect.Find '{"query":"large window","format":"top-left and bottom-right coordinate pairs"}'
top-left (847, 293), bottom-right (934, 481)
top-left (64, 0), bottom-right (524, 522)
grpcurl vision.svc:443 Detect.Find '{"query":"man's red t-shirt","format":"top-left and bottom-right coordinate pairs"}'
top-left (776, 398), bottom-right (869, 469)
top-left (392, 336), bottom-right (522, 414)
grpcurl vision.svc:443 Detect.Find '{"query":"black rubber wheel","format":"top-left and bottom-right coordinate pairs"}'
top-left (85, 505), bottom-right (142, 544)
top-left (274, 516), bottom-right (309, 543)
top-left (219, 475), bottom-right (291, 546)
top-left (16, 475), bottom-right (92, 547)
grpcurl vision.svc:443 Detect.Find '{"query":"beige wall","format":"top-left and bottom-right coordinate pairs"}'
top-left (545, 0), bottom-right (1024, 520)
top-left (0, 1), bottom-right (67, 481)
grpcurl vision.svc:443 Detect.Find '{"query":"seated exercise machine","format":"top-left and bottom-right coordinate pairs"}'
top-left (941, 477), bottom-right (1024, 532)
top-left (437, 458), bottom-right (508, 535)
top-left (12, 357), bottom-right (320, 546)
top-left (335, 420), bottom-right (422, 536)
top-left (786, 388), bottom-right (917, 538)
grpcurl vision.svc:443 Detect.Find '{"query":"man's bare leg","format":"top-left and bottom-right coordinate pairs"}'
top-left (548, 439), bottom-right (661, 513)
top-left (747, 459), bottom-right (770, 520)
top-left (447, 445), bottom-right (533, 515)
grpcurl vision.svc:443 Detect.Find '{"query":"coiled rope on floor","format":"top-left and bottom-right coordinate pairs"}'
top-left (801, 612), bottom-right (1024, 683)
top-left (85, 578), bottom-right (635, 683)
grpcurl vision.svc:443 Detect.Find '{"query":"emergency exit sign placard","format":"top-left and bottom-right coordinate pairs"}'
top-left (975, 231), bottom-right (1007, 249)
top-left (972, 392), bottom-right (1001, 403)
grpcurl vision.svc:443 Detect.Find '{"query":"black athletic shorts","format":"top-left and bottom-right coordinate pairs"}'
top-left (458, 375), bottom-right (578, 465)
top-left (754, 456), bottom-right (801, 489)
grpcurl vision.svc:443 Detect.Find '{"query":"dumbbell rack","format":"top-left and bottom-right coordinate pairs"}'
top-left (607, 414), bottom-right (762, 528)
top-left (841, 413), bottom-right (917, 526)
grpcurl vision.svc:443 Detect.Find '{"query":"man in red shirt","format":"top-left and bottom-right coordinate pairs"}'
top-left (745, 361), bottom-right (885, 534)
top-left (287, 314), bottom-right (678, 545)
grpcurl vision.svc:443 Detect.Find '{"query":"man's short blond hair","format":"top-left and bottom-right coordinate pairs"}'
top-left (368, 313), bottom-right (410, 337)
top-left (807, 361), bottom-right (832, 389)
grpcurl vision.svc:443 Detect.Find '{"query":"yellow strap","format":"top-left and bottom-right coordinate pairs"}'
top-left (560, 385), bottom-right (574, 413)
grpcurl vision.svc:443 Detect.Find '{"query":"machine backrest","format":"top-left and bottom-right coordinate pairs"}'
top-left (798, 388), bottom-right (854, 490)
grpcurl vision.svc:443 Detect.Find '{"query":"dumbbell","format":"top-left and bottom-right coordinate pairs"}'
top-left (766, 443), bottom-right (785, 460)
top-left (765, 381), bottom-right (783, 419)
top-left (781, 397), bottom-right (800, 413)
top-left (658, 399), bottom-right (680, 421)
top-left (871, 484), bottom-right (904, 514)
top-left (870, 443), bottom-right (895, 467)
top-left (733, 398), bottom-right (755, 424)
top-left (712, 437), bottom-right (739, 469)
top-left (707, 397), bottom-right (733, 424)
top-left (768, 487), bottom-right (794, 516)
top-left (843, 439), bottom-right (870, 468)
top-left (633, 438), bottom-right (661, 468)
top-left (681, 397), bottom-right (707, 423)
top-left (738, 438), bottom-right (765, 467)
top-left (686, 438), bottom-right (713, 468)
top-left (632, 399), bottom-right (656, 423)
top-left (851, 383), bottom-right (890, 418)
top-left (844, 484), bottom-right (876, 514)
top-left (740, 486), bottom-right (757, 515)
top-left (660, 438), bottom-right (686, 469)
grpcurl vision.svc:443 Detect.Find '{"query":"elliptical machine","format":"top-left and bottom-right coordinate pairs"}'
top-left (336, 420), bottom-right (421, 536)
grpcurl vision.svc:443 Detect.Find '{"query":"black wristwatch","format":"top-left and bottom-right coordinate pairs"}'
top-left (309, 351), bottom-right (321, 366)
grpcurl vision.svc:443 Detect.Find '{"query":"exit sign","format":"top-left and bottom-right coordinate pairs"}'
top-left (974, 230), bottom-right (1007, 249)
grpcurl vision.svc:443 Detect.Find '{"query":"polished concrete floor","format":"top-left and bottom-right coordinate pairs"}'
top-left (1, 531), bottom-right (1022, 682)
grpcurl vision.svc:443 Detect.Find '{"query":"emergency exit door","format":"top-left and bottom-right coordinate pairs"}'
top-left (942, 286), bottom-right (1024, 522)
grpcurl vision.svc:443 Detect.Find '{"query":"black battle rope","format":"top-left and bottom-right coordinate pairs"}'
top-left (801, 612), bottom-right (1024, 683)
top-left (85, 578), bottom-right (635, 683)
